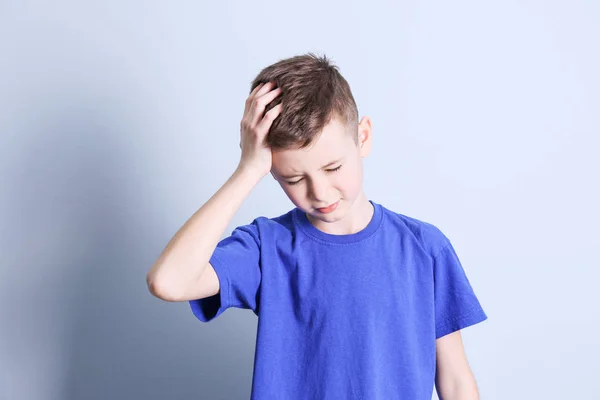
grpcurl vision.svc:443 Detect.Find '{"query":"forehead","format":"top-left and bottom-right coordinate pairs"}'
top-left (272, 118), bottom-right (354, 172)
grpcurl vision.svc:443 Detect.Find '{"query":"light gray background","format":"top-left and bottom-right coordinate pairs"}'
top-left (1, 1), bottom-right (598, 399)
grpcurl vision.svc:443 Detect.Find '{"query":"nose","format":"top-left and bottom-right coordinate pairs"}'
top-left (308, 177), bottom-right (329, 203)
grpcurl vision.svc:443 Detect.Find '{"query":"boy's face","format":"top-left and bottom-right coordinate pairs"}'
top-left (270, 116), bottom-right (372, 228)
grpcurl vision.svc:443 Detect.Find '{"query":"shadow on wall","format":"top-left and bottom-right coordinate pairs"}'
top-left (3, 97), bottom-right (256, 400)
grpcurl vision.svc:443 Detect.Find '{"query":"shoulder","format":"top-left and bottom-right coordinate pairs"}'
top-left (236, 208), bottom-right (297, 242)
top-left (378, 202), bottom-right (451, 258)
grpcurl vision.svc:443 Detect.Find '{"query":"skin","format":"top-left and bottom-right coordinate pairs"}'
top-left (435, 331), bottom-right (481, 399)
top-left (267, 95), bottom-right (479, 399)
top-left (148, 80), bottom-right (480, 398)
top-left (266, 90), bottom-right (479, 398)
top-left (270, 114), bottom-right (374, 235)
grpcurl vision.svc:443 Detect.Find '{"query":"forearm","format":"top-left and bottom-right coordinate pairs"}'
top-left (146, 165), bottom-right (263, 297)
top-left (435, 375), bottom-right (480, 400)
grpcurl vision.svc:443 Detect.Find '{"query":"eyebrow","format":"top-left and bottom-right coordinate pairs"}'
top-left (279, 159), bottom-right (342, 179)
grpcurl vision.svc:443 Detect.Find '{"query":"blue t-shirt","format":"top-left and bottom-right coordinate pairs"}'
top-left (189, 200), bottom-right (487, 399)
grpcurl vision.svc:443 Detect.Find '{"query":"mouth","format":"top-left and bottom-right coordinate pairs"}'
top-left (316, 200), bottom-right (340, 214)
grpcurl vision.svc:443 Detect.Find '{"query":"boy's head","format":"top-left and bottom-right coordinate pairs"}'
top-left (250, 53), bottom-right (373, 228)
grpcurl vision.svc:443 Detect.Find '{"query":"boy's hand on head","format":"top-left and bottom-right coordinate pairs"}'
top-left (238, 81), bottom-right (283, 178)
top-left (147, 82), bottom-right (282, 301)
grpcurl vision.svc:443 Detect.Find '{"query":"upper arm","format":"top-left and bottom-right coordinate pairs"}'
top-left (435, 331), bottom-right (479, 398)
top-left (179, 261), bottom-right (220, 301)
top-left (432, 239), bottom-right (488, 338)
top-left (188, 222), bottom-right (263, 321)
top-left (151, 262), bottom-right (220, 302)
top-left (435, 331), bottom-right (470, 379)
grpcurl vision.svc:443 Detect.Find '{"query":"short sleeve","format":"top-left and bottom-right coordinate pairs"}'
top-left (433, 241), bottom-right (488, 338)
top-left (189, 222), bottom-right (261, 322)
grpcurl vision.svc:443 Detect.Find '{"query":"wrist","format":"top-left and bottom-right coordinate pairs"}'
top-left (234, 163), bottom-right (269, 183)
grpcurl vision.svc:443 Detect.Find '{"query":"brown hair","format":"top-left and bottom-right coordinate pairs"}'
top-left (250, 52), bottom-right (359, 150)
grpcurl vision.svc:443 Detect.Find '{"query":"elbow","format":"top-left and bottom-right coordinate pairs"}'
top-left (146, 270), bottom-right (181, 302)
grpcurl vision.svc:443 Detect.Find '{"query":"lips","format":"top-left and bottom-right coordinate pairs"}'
top-left (316, 200), bottom-right (340, 214)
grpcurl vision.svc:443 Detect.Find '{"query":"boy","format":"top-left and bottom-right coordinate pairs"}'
top-left (146, 53), bottom-right (488, 400)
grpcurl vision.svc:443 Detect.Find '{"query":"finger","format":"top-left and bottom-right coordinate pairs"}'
top-left (257, 86), bottom-right (282, 105)
top-left (245, 82), bottom-right (273, 115)
top-left (249, 87), bottom-right (282, 127)
top-left (245, 83), bottom-right (264, 109)
top-left (254, 81), bottom-right (277, 98)
top-left (256, 103), bottom-right (283, 130)
top-left (249, 82), bottom-right (265, 97)
top-left (245, 82), bottom-right (266, 111)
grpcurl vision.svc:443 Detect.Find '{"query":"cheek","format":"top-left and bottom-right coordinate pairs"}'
top-left (339, 165), bottom-right (362, 193)
top-left (281, 184), bottom-right (306, 205)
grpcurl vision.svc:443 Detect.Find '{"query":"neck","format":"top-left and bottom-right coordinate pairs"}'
top-left (309, 192), bottom-right (374, 235)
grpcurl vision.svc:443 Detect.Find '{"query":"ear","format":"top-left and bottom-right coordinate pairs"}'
top-left (357, 116), bottom-right (373, 158)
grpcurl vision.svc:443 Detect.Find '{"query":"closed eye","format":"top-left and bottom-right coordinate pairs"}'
top-left (286, 165), bottom-right (342, 186)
